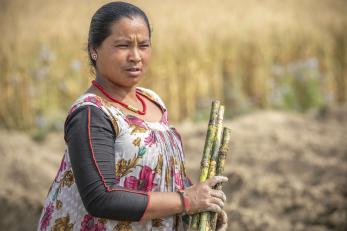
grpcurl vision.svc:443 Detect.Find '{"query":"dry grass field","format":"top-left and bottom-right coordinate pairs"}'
top-left (0, 0), bottom-right (346, 130)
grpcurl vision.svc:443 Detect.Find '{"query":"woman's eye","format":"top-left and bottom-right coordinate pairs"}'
top-left (116, 44), bottom-right (128, 48)
top-left (140, 44), bottom-right (150, 49)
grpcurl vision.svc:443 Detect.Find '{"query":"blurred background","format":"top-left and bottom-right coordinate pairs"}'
top-left (0, 0), bottom-right (346, 230)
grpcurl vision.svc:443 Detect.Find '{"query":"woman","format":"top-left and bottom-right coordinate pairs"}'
top-left (38, 2), bottom-right (228, 230)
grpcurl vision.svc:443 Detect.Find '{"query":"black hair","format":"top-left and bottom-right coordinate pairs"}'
top-left (87, 1), bottom-right (151, 68)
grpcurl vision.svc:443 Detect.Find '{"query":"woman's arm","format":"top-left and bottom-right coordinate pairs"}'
top-left (65, 106), bottom-right (149, 221)
top-left (140, 192), bottom-right (183, 220)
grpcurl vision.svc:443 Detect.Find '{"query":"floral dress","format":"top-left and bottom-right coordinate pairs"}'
top-left (38, 87), bottom-right (191, 231)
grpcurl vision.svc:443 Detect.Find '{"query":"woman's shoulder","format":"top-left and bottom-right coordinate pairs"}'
top-left (67, 93), bottom-right (125, 124)
top-left (65, 93), bottom-right (123, 136)
top-left (68, 93), bottom-right (126, 116)
top-left (68, 93), bottom-right (105, 114)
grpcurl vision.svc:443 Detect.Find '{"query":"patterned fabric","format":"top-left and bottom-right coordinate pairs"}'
top-left (38, 87), bottom-right (191, 231)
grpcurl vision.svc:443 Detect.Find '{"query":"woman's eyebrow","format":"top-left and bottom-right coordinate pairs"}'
top-left (113, 39), bottom-right (150, 45)
top-left (113, 38), bottom-right (131, 43)
top-left (139, 39), bottom-right (150, 43)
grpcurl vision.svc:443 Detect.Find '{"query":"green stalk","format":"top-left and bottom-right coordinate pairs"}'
top-left (191, 100), bottom-right (220, 229)
top-left (198, 106), bottom-right (224, 231)
top-left (210, 127), bottom-right (231, 231)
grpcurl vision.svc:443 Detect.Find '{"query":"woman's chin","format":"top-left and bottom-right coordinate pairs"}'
top-left (123, 77), bottom-right (143, 88)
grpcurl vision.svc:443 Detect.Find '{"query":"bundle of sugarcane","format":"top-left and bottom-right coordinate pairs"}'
top-left (190, 100), bottom-right (231, 231)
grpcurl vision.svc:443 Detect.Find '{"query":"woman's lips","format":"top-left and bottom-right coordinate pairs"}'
top-left (125, 67), bottom-right (142, 77)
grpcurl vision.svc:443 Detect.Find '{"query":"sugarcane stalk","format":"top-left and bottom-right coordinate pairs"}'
top-left (210, 127), bottom-right (231, 231)
top-left (198, 106), bottom-right (225, 231)
top-left (199, 100), bottom-right (221, 182)
top-left (191, 100), bottom-right (220, 229)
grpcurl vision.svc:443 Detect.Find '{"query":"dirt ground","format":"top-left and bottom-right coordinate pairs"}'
top-left (0, 106), bottom-right (346, 231)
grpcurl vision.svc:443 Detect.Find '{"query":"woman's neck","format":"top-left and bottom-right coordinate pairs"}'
top-left (94, 75), bottom-right (137, 101)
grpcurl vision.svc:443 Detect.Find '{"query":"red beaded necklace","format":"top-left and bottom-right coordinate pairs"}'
top-left (92, 80), bottom-right (146, 115)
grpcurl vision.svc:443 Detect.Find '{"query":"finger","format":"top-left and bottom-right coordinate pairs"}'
top-left (210, 189), bottom-right (227, 202)
top-left (205, 204), bottom-right (222, 213)
top-left (220, 210), bottom-right (228, 224)
top-left (206, 176), bottom-right (228, 187)
top-left (209, 197), bottom-right (225, 209)
top-left (216, 210), bottom-right (228, 231)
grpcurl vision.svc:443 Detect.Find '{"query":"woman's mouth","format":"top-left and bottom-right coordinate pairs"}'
top-left (125, 67), bottom-right (142, 77)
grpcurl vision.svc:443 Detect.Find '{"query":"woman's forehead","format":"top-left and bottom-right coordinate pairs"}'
top-left (109, 16), bottom-right (150, 39)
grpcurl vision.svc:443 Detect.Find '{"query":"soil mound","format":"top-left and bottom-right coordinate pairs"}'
top-left (0, 107), bottom-right (346, 230)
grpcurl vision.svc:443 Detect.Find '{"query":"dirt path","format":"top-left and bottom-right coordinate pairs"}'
top-left (0, 107), bottom-right (346, 230)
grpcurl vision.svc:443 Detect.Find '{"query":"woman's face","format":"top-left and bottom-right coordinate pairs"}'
top-left (94, 16), bottom-right (151, 88)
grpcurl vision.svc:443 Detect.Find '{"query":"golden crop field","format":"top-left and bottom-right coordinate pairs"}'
top-left (0, 0), bottom-right (346, 130)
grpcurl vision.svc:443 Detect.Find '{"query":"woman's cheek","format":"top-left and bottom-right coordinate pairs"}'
top-left (142, 51), bottom-right (151, 65)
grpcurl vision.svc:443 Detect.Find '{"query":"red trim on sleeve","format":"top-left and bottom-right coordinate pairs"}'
top-left (139, 192), bottom-right (151, 221)
top-left (87, 107), bottom-right (147, 196)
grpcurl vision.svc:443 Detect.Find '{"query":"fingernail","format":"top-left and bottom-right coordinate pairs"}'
top-left (218, 176), bottom-right (228, 182)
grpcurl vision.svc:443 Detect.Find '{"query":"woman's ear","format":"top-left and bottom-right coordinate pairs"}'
top-left (90, 47), bottom-right (98, 61)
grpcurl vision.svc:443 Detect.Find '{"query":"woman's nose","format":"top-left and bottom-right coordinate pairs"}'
top-left (129, 47), bottom-right (141, 63)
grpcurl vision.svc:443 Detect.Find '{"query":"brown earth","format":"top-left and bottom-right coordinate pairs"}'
top-left (0, 106), bottom-right (346, 231)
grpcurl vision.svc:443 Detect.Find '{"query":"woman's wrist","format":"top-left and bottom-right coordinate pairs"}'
top-left (140, 192), bottom-right (187, 221)
top-left (177, 189), bottom-right (191, 214)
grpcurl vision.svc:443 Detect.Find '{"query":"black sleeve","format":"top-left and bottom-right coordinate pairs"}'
top-left (64, 105), bottom-right (149, 221)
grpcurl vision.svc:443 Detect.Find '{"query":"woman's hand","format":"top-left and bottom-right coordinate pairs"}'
top-left (183, 176), bottom-right (228, 215)
top-left (216, 210), bottom-right (228, 231)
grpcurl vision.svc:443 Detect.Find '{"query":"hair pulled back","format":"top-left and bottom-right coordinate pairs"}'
top-left (87, 1), bottom-right (151, 67)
